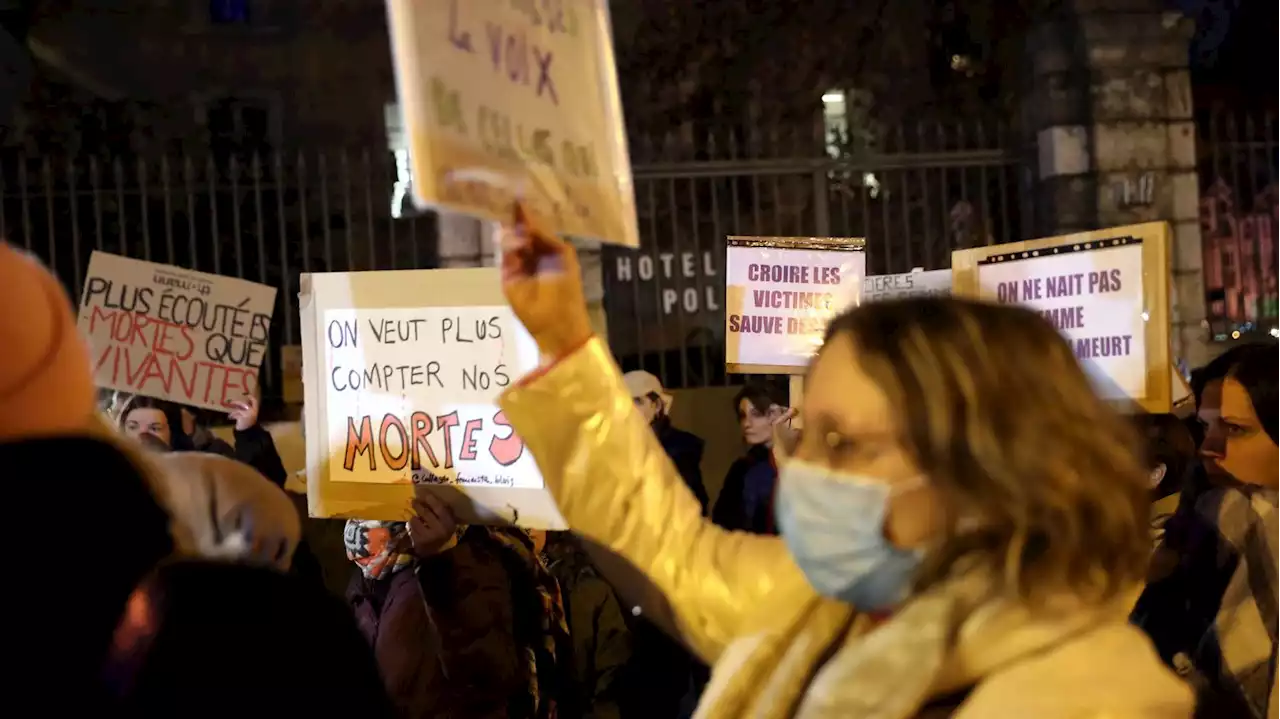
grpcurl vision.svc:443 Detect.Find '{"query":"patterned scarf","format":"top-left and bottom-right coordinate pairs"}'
top-left (487, 527), bottom-right (571, 719)
top-left (1188, 486), bottom-right (1279, 717)
top-left (343, 520), bottom-right (415, 579)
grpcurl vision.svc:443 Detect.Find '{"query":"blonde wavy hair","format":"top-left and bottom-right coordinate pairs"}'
top-left (822, 296), bottom-right (1150, 604)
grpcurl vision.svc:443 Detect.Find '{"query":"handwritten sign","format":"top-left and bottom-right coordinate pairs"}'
top-left (386, 0), bottom-right (639, 247)
top-left (724, 237), bottom-right (866, 374)
top-left (301, 267), bottom-right (566, 528)
top-left (325, 306), bottom-right (536, 488)
top-left (952, 223), bottom-right (1173, 411)
top-left (77, 252), bottom-right (276, 411)
top-left (862, 268), bottom-right (952, 302)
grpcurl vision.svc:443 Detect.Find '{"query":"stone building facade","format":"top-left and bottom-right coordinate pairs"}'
top-left (1025, 0), bottom-right (1212, 365)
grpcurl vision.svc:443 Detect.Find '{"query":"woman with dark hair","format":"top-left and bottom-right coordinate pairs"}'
top-left (1135, 342), bottom-right (1278, 718)
top-left (711, 384), bottom-right (786, 535)
top-left (118, 394), bottom-right (287, 487)
top-left (1200, 344), bottom-right (1278, 488)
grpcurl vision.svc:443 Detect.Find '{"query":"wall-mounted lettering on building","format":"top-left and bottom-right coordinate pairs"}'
top-left (602, 247), bottom-right (724, 357)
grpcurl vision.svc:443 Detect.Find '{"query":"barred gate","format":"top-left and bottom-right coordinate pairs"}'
top-left (0, 119), bottom-right (1022, 407)
top-left (607, 119), bottom-right (1024, 390)
top-left (0, 149), bottom-right (440, 408)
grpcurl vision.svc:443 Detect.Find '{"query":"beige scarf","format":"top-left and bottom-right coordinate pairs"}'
top-left (697, 575), bottom-right (1139, 719)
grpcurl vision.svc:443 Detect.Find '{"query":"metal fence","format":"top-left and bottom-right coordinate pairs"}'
top-left (606, 119), bottom-right (1024, 389)
top-left (1196, 108), bottom-right (1278, 340)
top-left (1, 119), bottom-right (1023, 403)
top-left (0, 149), bottom-right (441, 407)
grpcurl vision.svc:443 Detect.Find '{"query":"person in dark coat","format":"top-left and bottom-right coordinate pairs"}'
top-left (622, 370), bottom-right (708, 511)
top-left (534, 530), bottom-right (631, 719)
top-left (1133, 343), bottom-right (1280, 717)
top-left (345, 494), bottom-right (566, 719)
top-left (616, 371), bottom-right (710, 717)
top-left (711, 384), bottom-right (785, 536)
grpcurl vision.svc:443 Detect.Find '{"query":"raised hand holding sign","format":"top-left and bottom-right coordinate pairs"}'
top-left (500, 203), bottom-right (593, 361)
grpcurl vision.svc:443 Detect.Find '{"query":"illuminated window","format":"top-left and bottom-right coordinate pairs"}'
top-left (821, 90), bottom-right (847, 160)
top-left (823, 88), bottom-right (879, 198)
top-left (209, 0), bottom-right (250, 24)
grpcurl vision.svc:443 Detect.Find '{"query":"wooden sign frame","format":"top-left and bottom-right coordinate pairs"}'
top-left (951, 222), bottom-right (1173, 413)
top-left (723, 235), bottom-right (866, 376)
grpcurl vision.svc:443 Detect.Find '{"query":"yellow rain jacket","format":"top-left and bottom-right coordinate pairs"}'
top-left (501, 338), bottom-right (1192, 719)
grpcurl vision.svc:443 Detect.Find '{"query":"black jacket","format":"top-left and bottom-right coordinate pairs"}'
top-left (711, 445), bottom-right (778, 535)
top-left (653, 418), bottom-right (708, 514)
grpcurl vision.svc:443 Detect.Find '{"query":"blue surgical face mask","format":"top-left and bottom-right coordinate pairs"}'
top-left (775, 459), bottom-right (925, 612)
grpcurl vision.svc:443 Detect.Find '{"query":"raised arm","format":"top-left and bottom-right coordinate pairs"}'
top-left (501, 338), bottom-right (801, 662)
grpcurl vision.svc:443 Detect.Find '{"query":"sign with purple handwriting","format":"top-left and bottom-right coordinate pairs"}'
top-left (77, 251), bottom-right (276, 412)
top-left (951, 223), bottom-right (1173, 413)
top-left (386, 0), bottom-right (639, 247)
top-left (724, 236), bottom-right (866, 375)
top-left (300, 267), bottom-right (567, 529)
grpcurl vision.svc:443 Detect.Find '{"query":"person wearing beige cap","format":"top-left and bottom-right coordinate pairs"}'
top-left (620, 370), bottom-right (709, 718)
top-left (621, 370), bottom-right (708, 511)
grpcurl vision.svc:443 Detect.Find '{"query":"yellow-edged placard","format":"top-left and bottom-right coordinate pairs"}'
top-left (299, 267), bottom-right (566, 528)
top-left (952, 222), bottom-right (1172, 413)
top-left (724, 236), bottom-right (866, 376)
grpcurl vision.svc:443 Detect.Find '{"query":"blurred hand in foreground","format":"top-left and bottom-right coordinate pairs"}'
top-left (500, 203), bottom-right (592, 360)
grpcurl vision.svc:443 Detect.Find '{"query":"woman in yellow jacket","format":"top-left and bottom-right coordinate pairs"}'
top-left (496, 209), bottom-right (1191, 718)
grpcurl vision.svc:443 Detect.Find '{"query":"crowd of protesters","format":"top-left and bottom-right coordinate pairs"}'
top-left (4, 210), bottom-right (1277, 719)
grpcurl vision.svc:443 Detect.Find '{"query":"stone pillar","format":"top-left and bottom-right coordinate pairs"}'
top-left (435, 212), bottom-right (609, 339)
top-left (1025, 0), bottom-right (1211, 366)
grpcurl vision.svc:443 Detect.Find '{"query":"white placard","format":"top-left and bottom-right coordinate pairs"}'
top-left (862, 268), bottom-right (952, 302)
top-left (724, 244), bottom-right (866, 368)
top-left (301, 267), bottom-right (566, 529)
top-left (76, 251), bottom-right (277, 411)
top-left (977, 240), bottom-right (1147, 400)
top-left (322, 306), bottom-right (541, 488)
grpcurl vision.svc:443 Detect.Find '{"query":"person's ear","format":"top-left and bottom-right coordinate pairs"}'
top-left (1148, 463), bottom-right (1167, 489)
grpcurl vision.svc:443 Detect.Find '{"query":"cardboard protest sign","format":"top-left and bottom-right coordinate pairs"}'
top-left (951, 222), bottom-right (1172, 412)
top-left (385, 0), bottom-right (639, 247)
top-left (77, 252), bottom-right (277, 411)
top-left (724, 236), bottom-right (866, 375)
top-left (862, 268), bottom-right (952, 302)
top-left (300, 267), bottom-right (567, 528)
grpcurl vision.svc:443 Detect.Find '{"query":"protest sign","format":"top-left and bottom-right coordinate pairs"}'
top-left (300, 267), bottom-right (566, 528)
top-left (385, 0), bottom-right (639, 247)
top-left (724, 236), bottom-right (866, 374)
top-left (862, 268), bottom-right (952, 302)
top-left (77, 251), bottom-right (277, 411)
top-left (951, 222), bottom-right (1172, 412)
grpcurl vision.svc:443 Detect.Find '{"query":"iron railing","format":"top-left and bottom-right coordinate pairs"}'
top-left (606, 119), bottom-right (1023, 389)
top-left (1196, 108), bottom-right (1278, 340)
top-left (0, 149), bottom-right (440, 408)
